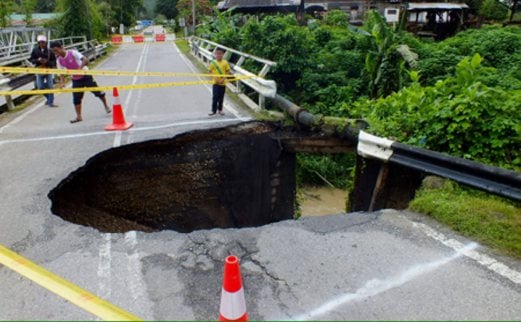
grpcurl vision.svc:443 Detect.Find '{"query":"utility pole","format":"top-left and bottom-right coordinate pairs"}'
top-left (192, 0), bottom-right (196, 35)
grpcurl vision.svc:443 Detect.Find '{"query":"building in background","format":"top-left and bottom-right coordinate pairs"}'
top-left (217, 0), bottom-right (469, 38)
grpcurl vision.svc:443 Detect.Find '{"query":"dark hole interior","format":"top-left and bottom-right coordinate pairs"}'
top-left (48, 122), bottom-right (296, 233)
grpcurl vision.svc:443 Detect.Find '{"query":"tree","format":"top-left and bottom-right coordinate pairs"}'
top-left (95, 0), bottom-right (114, 36)
top-left (479, 0), bottom-right (508, 20)
top-left (21, 0), bottom-right (37, 26)
top-left (155, 0), bottom-right (178, 19)
top-left (364, 11), bottom-right (418, 98)
top-left (0, 0), bottom-right (15, 27)
top-left (323, 9), bottom-right (350, 28)
top-left (176, 0), bottom-right (212, 26)
top-left (105, 0), bottom-right (144, 27)
top-left (56, 0), bottom-right (105, 39)
top-left (35, 0), bottom-right (56, 12)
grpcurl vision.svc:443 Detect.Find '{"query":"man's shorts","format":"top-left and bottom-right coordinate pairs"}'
top-left (72, 75), bottom-right (105, 105)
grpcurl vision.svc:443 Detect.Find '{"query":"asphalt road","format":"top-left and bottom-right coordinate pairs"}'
top-left (0, 41), bottom-right (520, 320)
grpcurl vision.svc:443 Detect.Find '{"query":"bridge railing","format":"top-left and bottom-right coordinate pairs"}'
top-left (0, 36), bottom-right (110, 111)
top-left (0, 27), bottom-right (49, 66)
top-left (189, 37), bottom-right (277, 111)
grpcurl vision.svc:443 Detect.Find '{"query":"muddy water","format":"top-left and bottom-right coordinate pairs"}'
top-left (300, 186), bottom-right (348, 217)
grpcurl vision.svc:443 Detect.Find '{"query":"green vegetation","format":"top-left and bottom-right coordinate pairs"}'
top-left (200, 11), bottom-right (521, 255)
top-left (174, 38), bottom-right (190, 54)
top-left (410, 181), bottom-right (521, 258)
top-left (0, 0), bottom-right (16, 27)
top-left (479, 0), bottom-right (509, 20)
top-left (351, 55), bottom-right (521, 170)
top-left (203, 13), bottom-right (520, 172)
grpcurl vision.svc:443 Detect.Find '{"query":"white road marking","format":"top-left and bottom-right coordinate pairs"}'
top-left (0, 118), bottom-right (242, 145)
top-left (126, 42), bottom-right (149, 144)
top-left (413, 222), bottom-right (521, 284)
top-left (124, 231), bottom-right (153, 318)
top-left (113, 132), bottom-right (122, 147)
top-left (111, 43), bottom-right (149, 148)
top-left (293, 243), bottom-right (478, 321)
top-left (173, 43), bottom-right (250, 122)
top-left (97, 233), bottom-right (112, 299)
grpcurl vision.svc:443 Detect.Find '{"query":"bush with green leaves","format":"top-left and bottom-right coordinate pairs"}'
top-left (322, 9), bottom-right (350, 28)
top-left (199, 8), bottom-right (242, 48)
top-left (418, 26), bottom-right (521, 88)
top-left (239, 15), bottom-right (315, 93)
top-left (351, 54), bottom-right (521, 170)
top-left (479, 0), bottom-right (508, 20)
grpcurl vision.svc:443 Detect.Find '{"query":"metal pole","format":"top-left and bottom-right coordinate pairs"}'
top-left (192, 0), bottom-right (196, 35)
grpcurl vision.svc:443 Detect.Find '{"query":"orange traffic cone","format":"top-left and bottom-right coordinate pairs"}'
top-left (219, 255), bottom-right (247, 322)
top-left (105, 87), bottom-right (133, 131)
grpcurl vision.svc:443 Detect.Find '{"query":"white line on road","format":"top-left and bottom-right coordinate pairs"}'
top-left (292, 243), bottom-right (478, 321)
top-left (413, 222), bottom-right (521, 284)
top-left (0, 118), bottom-right (242, 145)
top-left (112, 43), bottom-right (149, 148)
top-left (97, 233), bottom-right (112, 299)
top-left (124, 231), bottom-right (153, 318)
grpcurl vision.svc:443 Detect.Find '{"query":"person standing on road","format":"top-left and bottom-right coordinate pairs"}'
top-left (30, 35), bottom-right (58, 107)
top-left (209, 47), bottom-right (232, 116)
top-left (50, 41), bottom-right (111, 124)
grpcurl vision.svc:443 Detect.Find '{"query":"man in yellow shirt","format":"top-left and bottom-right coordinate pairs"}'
top-left (209, 48), bottom-right (231, 116)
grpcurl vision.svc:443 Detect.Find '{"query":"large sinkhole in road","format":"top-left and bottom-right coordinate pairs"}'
top-left (48, 122), bottom-right (296, 233)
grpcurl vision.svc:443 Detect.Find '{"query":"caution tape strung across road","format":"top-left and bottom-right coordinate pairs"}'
top-left (0, 66), bottom-right (240, 79)
top-left (0, 75), bottom-right (252, 96)
top-left (0, 244), bottom-right (142, 321)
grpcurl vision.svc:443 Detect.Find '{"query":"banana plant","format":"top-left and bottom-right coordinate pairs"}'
top-left (364, 10), bottom-right (418, 98)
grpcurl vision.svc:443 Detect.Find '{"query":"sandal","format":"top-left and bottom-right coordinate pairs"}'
top-left (70, 118), bottom-right (82, 124)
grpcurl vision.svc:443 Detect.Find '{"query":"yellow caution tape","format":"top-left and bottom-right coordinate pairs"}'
top-left (0, 244), bottom-right (142, 321)
top-left (0, 75), bottom-right (251, 96)
top-left (0, 66), bottom-right (239, 79)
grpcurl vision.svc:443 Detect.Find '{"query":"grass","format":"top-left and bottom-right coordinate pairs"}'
top-left (175, 38), bottom-right (191, 55)
top-left (409, 180), bottom-right (521, 259)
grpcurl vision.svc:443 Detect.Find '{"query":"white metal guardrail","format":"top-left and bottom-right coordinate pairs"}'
top-left (190, 37), bottom-right (277, 111)
top-left (355, 131), bottom-right (521, 204)
top-left (0, 27), bottom-right (50, 66)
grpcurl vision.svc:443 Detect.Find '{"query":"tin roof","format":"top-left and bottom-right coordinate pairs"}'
top-left (218, 0), bottom-right (302, 10)
top-left (407, 3), bottom-right (469, 10)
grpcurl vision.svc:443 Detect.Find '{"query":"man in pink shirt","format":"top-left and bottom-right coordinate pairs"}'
top-left (50, 41), bottom-right (111, 123)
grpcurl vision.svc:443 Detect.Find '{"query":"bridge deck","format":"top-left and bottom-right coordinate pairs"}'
top-left (0, 41), bottom-right (520, 320)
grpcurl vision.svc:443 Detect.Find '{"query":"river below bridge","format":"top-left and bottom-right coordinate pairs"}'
top-left (300, 186), bottom-right (348, 216)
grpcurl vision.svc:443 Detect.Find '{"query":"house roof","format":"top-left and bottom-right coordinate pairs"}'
top-left (218, 0), bottom-right (302, 10)
top-left (407, 3), bottom-right (469, 11)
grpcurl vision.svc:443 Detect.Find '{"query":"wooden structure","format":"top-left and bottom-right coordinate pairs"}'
top-left (406, 3), bottom-right (469, 39)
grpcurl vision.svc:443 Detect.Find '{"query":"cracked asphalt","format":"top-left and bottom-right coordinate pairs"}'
top-left (1, 41), bottom-right (520, 320)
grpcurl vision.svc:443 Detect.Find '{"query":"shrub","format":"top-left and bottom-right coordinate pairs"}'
top-left (351, 54), bottom-right (521, 170)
